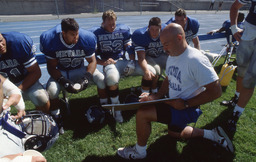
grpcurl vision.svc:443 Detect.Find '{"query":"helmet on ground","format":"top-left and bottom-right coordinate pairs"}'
top-left (21, 111), bottom-right (59, 152)
top-left (86, 105), bottom-right (105, 124)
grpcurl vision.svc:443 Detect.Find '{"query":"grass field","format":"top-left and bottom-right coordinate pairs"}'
top-left (15, 56), bottom-right (256, 162)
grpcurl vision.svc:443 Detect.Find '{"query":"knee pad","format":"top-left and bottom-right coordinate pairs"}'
top-left (109, 88), bottom-right (119, 97)
top-left (93, 69), bottom-right (106, 89)
top-left (46, 78), bottom-right (61, 99)
top-left (146, 64), bottom-right (157, 75)
top-left (141, 79), bottom-right (152, 87)
top-left (153, 64), bottom-right (161, 76)
top-left (28, 89), bottom-right (49, 107)
top-left (104, 64), bottom-right (120, 86)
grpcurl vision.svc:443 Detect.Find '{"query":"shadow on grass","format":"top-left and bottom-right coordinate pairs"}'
top-left (60, 87), bottom-right (139, 140)
top-left (82, 135), bottom-right (179, 162)
top-left (82, 133), bottom-right (234, 162)
top-left (60, 83), bottom-right (235, 162)
top-left (81, 105), bottom-right (235, 161)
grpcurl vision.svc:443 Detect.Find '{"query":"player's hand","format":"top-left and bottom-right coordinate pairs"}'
top-left (3, 94), bottom-right (21, 110)
top-left (207, 30), bottom-right (217, 35)
top-left (230, 25), bottom-right (243, 42)
top-left (233, 31), bottom-right (242, 42)
top-left (77, 72), bottom-right (92, 92)
top-left (143, 70), bottom-right (155, 80)
top-left (103, 58), bottom-right (116, 66)
top-left (124, 60), bottom-right (135, 76)
top-left (11, 109), bottom-right (26, 120)
top-left (164, 98), bottom-right (185, 110)
top-left (57, 76), bottom-right (78, 93)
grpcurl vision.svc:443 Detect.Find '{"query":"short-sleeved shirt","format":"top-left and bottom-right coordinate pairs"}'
top-left (40, 24), bottom-right (97, 71)
top-left (238, 0), bottom-right (256, 26)
top-left (166, 16), bottom-right (200, 45)
top-left (132, 23), bottom-right (167, 58)
top-left (165, 46), bottom-right (219, 100)
top-left (91, 24), bottom-right (132, 60)
top-left (0, 32), bottom-right (37, 83)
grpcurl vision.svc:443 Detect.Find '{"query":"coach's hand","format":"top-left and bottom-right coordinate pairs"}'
top-left (57, 76), bottom-right (78, 93)
top-left (103, 58), bottom-right (116, 66)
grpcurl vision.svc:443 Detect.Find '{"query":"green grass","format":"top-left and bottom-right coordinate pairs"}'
top-left (13, 56), bottom-right (256, 162)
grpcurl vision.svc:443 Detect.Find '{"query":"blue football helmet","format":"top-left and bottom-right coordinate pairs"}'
top-left (21, 111), bottom-right (59, 152)
top-left (86, 105), bottom-right (105, 124)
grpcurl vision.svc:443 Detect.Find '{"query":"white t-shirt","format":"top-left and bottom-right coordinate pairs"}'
top-left (165, 46), bottom-right (219, 100)
top-left (0, 111), bottom-right (25, 158)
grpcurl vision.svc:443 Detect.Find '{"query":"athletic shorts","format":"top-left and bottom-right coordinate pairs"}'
top-left (17, 81), bottom-right (49, 107)
top-left (156, 103), bottom-right (202, 132)
top-left (236, 39), bottom-right (256, 88)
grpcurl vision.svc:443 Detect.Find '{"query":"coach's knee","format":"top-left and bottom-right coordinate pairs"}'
top-left (180, 126), bottom-right (194, 139)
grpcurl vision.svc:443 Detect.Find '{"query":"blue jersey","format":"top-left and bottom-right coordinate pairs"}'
top-left (40, 24), bottom-right (96, 71)
top-left (239, 0), bottom-right (256, 25)
top-left (222, 20), bottom-right (244, 42)
top-left (91, 24), bottom-right (132, 60)
top-left (0, 32), bottom-right (37, 83)
top-left (132, 23), bottom-right (167, 58)
top-left (166, 16), bottom-right (200, 45)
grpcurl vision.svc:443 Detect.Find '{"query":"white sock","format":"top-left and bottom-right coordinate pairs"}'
top-left (234, 105), bottom-right (244, 116)
top-left (51, 109), bottom-right (60, 116)
top-left (203, 129), bottom-right (216, 141)
top-left (141, 89), bottom-right (150, 93)
top-left (110, 96), bottom-right (119, 104)
top-left (135, 143), bottom-right (147, 155)
top-left (235, 91), bottom-right (240, 97)
top-left (151, 88), bottom-right (158, 93)
top-left (100, 98), bottom-right (108, 105)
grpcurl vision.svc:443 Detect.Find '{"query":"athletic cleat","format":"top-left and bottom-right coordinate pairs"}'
top-left (117, 146), bottom-right (146, 159)
top-left (220, 94), bottom-right (238, 109)
top-left (114, 110), bottom-right (123, 123)
top-left (213, 126), bottom-right (234, 153)
top-left (52, 114), bottom-right (65, 135)
top-left (227, 111), bottom-right (240, 133)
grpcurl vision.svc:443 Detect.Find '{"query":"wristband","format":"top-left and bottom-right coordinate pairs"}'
top-left (230, 25), bottom-right (239, 35)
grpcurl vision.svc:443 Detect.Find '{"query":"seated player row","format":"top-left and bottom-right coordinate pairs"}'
top-left (0, 9), bottom-right (204, 125)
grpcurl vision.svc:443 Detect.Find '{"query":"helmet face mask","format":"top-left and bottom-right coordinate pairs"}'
top-left (21, 111), bottom-right (59, 152)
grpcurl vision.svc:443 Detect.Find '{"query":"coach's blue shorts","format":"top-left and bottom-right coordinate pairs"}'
top-left (156, 103), bottom-right (202, 132)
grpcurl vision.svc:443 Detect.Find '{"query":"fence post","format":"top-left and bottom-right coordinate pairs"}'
top-left (54, 0), bottom-right (60, 18)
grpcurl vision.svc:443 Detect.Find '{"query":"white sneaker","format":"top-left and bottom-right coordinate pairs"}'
top-left (213, 126), bottom-right (234, 153)
top-left (114, 110), bottom-right (123, 123)
top-left (117, 146), bottom-right (146, 159)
